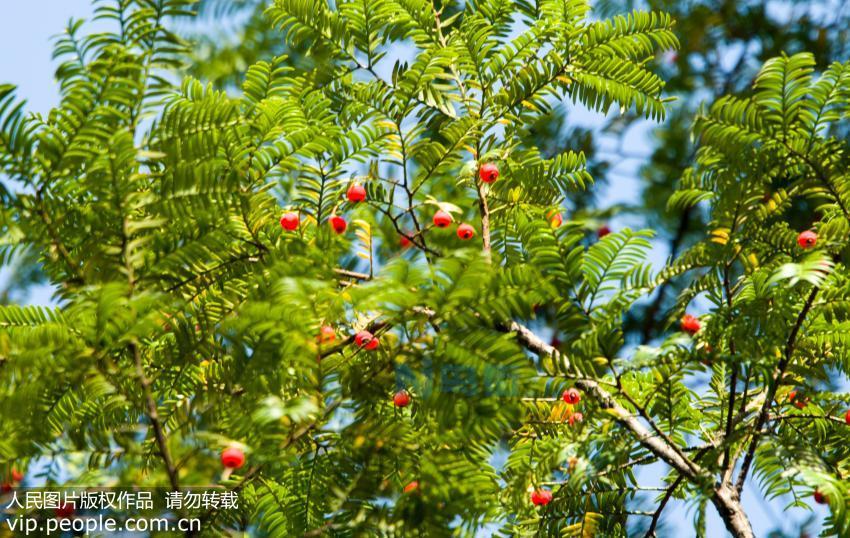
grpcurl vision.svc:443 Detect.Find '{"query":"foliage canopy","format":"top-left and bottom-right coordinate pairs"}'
top-left (1, 1), bottom-right (850, 537)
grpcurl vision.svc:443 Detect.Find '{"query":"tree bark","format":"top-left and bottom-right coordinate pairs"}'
top-left (711, 484), bottom-right (754, 538)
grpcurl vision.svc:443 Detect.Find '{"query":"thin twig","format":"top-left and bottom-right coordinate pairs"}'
top-left (735, 286), bottom-right (819, 492)
top-left (132, 342), bottom-right (180, 492)
top-left (644, 474), bottom-right (685, 537)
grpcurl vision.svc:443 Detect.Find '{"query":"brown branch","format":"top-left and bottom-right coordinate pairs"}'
top-left (132, 342), bottom-right (180, 492)
top-left (395, 122), bottom-right (432, 263)
top-left (617, 390), bottom-right (702, 477)
top-left (334, 268), bottom-right (371, 281)
top-left (711, 483), bottom-right (753, 538)
top-left (640, 207), bottom-right (692, 344)
top-left (505, 320), bottom-right (754, 536)
top-left (326, 270), bottom-right (754, 533)
top-left (505, 322), bottom-right (702, 480)
top-left (476, 179), bottom-right (492, 262)
top-left (645, 446), bottom-right (713, 537)
top-left (33, 190), bottom-right (84, 283)
top-left (644, 473), bottom-right (685, 537)
top-left (735, 286), bottom-right (819, 493)
top-left (163, 251), bottom-right (263, 293)
top-left (369, 201), bottom-right (441, 257)
top-left (721, 260), bottom-right (739, 482)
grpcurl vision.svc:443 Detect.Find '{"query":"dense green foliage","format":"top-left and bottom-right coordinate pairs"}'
top-left (1, 1), bottom-right (850, 537)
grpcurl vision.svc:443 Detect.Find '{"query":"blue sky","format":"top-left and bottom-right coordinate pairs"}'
top-left (0, 0), bottom-right (97, 115)
top-left (0, 1), bottom-right (828, 536)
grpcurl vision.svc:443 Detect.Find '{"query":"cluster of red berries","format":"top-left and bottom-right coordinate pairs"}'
top-left (1, 469), bottom-right (23, 493)
top-left (322, 327), bottom-right (410, 406)
top-left (279, 183), bottom-right (368, 234)
top-left (788, 390), bottom-right (809, 409)
top-left (431, 209), bottom-right (475, 240)
top-left (277, 163), bottom-right (593, 249)
top-left (531, 230), bottom-right (820, 506)
top-left (428, 163), bottom-right (499, 240)
top-left (318, 326), bottom-right (383, 352)
top-left (526, 389), bottom-right (584, 506)
top-left (354, 330), bottom-right (379, 351)
top-left (562, 388), bottom-right (584, 426)
top-left (427, 163), bottom-right (502, 239)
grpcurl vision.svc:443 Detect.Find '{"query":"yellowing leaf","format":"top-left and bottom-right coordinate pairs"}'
top-left (710, 228), bottom-right (730, 244)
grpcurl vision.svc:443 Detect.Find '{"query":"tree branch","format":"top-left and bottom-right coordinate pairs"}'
top-left (640, 207), bottom-right (691, 344)
top-left (735, 286), bottom-right (819, 492)
top-left (132, 342), bottom-right (180, 492)
top-left (476, 179), bottom-right (492, 262)
top-left (505, 321), bottom-right (702, 480)
top-left (644, 473), bottom-right (685, 537)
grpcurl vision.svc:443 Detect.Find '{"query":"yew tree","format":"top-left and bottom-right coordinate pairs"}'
top-left (1, 1), bottom-right (850, 537)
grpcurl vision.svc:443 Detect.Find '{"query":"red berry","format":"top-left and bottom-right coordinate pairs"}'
top-left (479, 163), bottom-right (500, 183)
top-left (597, 225), bottom-right (611, 238)
top-left (530, 489), bottom-right (553, 506)
top-left (318, 325), bottom-right (336, 344)
top-left (347, 183), bottom-right (367, 203)
top-left (797, 230), bottom-right (817, 249)
top-left (562, 388), bottom-right (581, 405)
top-left (354, 330), bottom-right (379, 350)
top-left (330, 215), bottom-right (347, 234)
top-left (844, 409), bottom-right (850, 425)
top-left (400, 233), bottom-right (412, 248)
top-left (55, 503), bottom-right (74, 518)
top-left (457, 223), bottom-right (475, 240)
top-left (433, 210), bottom-right (452, 228)
top-left (10, 469), bottom-right (22, 483)
top-left (1, 483), bottom-right (11, 493)
top-left (403, 481), bottom-right (419, 493)
top-left (393, 390), bottom-right (411, 408)
top-left (220, 447), bottom-right (246, 469)
top-left (548, 211), bottom-right (563, 228)
top-left (354, 330), bottom-right (370, 347)
top-left (569, 412), bottom-right (584, 426)
top-left (788, 390), bottom-right (808, 409)
top-left (681, 314), bottom-right (701, 335)
top-left (280, 212), bottom-right (299, 231)
top-left (814, 490), bottom-right (827, 505)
